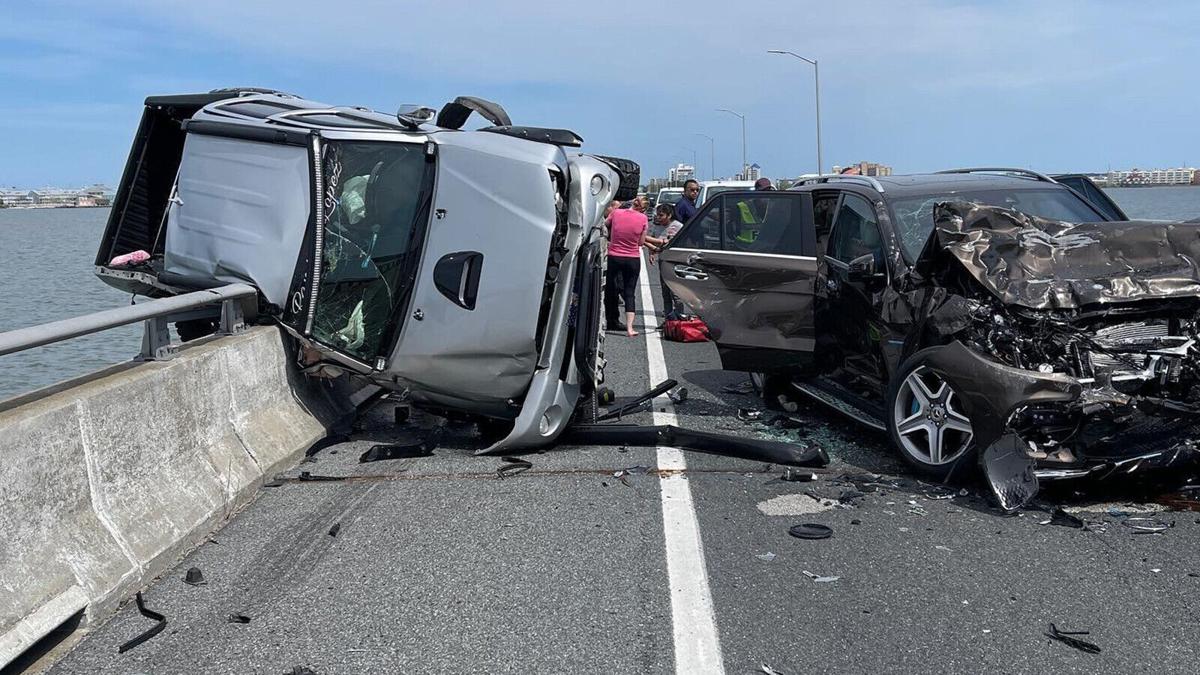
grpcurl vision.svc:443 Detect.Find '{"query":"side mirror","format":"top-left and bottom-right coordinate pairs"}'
top-left (847, 253), bottom-right (883, 283)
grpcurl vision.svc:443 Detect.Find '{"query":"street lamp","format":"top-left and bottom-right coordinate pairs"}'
top-left (692, 133), bottom-right (715, 180)
top-left (716, 108), bottom-right (747, 180)
top-left (768, 49), bottom-right (823, 175)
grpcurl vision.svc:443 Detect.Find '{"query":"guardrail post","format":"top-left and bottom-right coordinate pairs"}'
top-left (140, 317), bottom-right (178, 361)
top-left (218, 298), bottom-right (246, 336)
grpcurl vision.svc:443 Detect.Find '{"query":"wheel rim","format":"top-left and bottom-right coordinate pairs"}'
top-left (893, 366), bottom-right (974, 466)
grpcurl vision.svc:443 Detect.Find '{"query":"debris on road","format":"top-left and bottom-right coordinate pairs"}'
top-left (359, 437), bottom-right (437, 463)
top-left (227, 613), bottom-right (252, 624)
top-left (781, 469), bottom-right (817, 483)
top-left (738, 408), bottom-right (764, 422)
top-left (775, 394), bottom-right (799, 413)
top-left (1039, 508), bottom-right (1085, 529)
top-left (613, 465), bottom-right (650, 486)
top-left (760, 664), bottom-right (788, 675)
top-left (183, 567), bottom-right (206, 586)
top-left (1121, 517), bottom-right (1172, 534)
top-left (298, 471), bottom-right (347, 483)
top-left (497, 457), bottom-right (533, 479)
top-left (788, 523), bottom-right (833, 540)
top-left (117, 592), bottom-right (167, 654)
top-left (668, 387), bottom-right (689, 404)
top-left (328, 523), bottom-right (341, 537)
top-left (801, 570), bottom-right (840, 583)
top-left (755, 552), bottom-right (777, 562)
top-left (1044, 623), bottom-right (1102, 654)
top-left (594, 379), bottom-right (678, 422)
top-left (722, 381), bottom-right (755, 395)
top-left (561, 424), bottom-right (829, 467)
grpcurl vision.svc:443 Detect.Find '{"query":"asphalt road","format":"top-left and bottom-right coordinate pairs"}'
top-left (46, 261), bottom-right (1200, 674)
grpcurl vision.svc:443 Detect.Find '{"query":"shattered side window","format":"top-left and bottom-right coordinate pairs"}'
top-left (311, 141), bottom-right (428, 362)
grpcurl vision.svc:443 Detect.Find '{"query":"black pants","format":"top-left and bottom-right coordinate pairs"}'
top-left (659, 265), bottom-right (679, 319)
top-left (605, 255), bottom-right (640, 327)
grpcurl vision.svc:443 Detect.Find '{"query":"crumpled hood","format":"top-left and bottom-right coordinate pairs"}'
top-left (923, 201), bottom-right (1200, 310)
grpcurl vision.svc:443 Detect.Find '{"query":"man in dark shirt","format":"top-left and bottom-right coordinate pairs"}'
top-left (673, 179), bottom-right (700, 224)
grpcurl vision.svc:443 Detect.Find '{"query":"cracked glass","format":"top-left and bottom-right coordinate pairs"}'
top-left (311, 141), bottom-right (427, 362)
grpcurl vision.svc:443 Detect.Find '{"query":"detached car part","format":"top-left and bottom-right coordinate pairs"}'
top-left (94, 89), bottom-right (639, 454)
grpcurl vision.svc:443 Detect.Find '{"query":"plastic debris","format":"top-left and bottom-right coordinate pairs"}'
top-left (781, 469), bottom-right (817, 482)
top-left (1044, 623), bottom-right (1101, 654)
top-left (755, 552), bottom-right (777, 562)
top-left (227, 613), bottom-right (252, 624)
top-left (788, 523), bottom-right (833, 540)
top-left (761, 664), bottom-right (787, 675)
top-left (1121, 517), bottom-right (1172, 534)
top-left (935, 545), bottom-right (953, 552)
top-left (183, 567), bottom-right (206, 586)
top-left (668, 387), bottom-right (689, 404)
top-left (613, 465), bottom-right (651, 486)
top-left (117, 592), bottom-right (167, 653)
top-left (775, 394), bottom-right (799, 413)
top-left (359, 438), bottom-right (436, 463)
top-left (771, 414), bottom-right (806, 430)
top-left (801, 570), bottom-right (840, 583)
top-left (722, 381), bottom-right (756, 395)
top-left (298, 471), bottom-right (346, 482)
top-left (738, 408), bottom-right (764, 422)
top-left (1045, 508), bottom-right (1084, 529)
top-left (497, 457), bottom-right (533, 479)
top-left (287, 667), bottom-right (319, 675)
top-left (328, 523), bottom-right (341, 537)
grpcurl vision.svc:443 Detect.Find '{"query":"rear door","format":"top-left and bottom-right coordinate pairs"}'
top-left (661, 191), bottom-right (818, 372)
top-left (1051, 174), bottom-right (1127, 220)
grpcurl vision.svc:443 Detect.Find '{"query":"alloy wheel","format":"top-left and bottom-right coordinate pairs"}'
top-left (893, 366), bottom-right (974, 465)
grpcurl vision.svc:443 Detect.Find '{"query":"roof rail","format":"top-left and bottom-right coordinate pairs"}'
top-left (936, 167), bottom-right (1056, 183)
top-left (795, 173), bottom-right (886, 193)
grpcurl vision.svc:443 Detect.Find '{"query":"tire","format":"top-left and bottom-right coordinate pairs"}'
top-left (595, 155), bottom-right (641, 202)
top-left (885, 348), bottom-right (977, 480)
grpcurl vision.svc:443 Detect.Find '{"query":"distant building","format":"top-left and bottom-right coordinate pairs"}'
top-left (1105, 167), bottom-right (1196, 187)
top-left (0, 185), bottom-right (113, 208)
top-left (744, 163), bottom-right (762, 181)
top-left (668, 163), bottom-right (695, 183)
top-left (832, 161), bottom-right (893, 177)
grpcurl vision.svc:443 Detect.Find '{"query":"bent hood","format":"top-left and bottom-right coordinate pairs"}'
top-left (921, 202), bottom-right (1200, 310)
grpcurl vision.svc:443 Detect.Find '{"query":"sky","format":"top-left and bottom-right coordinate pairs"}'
top-left (1, 0), bottom-right (1197, 187)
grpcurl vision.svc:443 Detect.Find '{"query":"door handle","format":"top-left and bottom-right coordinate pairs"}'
top-left (674, 265), bottom-right (708, 281)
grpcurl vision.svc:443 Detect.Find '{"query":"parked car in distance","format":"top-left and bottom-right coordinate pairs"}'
top-left (655, 187), bottom-right (684, 210)
top-left (660, 168), bottom-right (1200, 508)
top-left (697, 180), bottom-right (755, 206)
top-left (94, 89), bottom-right (639, 453)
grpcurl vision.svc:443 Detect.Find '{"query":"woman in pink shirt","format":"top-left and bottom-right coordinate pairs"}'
top-left (605, 197), bottom-right (652, 337)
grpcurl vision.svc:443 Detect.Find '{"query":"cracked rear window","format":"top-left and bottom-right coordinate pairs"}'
top-left (311, 141), bottom-right (428, 362)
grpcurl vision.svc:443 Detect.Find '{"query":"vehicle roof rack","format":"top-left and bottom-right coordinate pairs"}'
top-left (795, 174), bottom-right (886, 193)
top-left (936, 167), bottom-right (1056, 183)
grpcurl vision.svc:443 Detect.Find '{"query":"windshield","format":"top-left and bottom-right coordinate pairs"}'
top-left (311, 140), bottom-right (429, 363)
top-left (657, 191), bottom-right (683, 206)
top-left (890, 187), bottom-right (1103, 261)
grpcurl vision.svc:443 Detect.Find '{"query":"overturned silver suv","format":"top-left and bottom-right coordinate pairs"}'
top-left (94, 89), bottom-right (639, 452)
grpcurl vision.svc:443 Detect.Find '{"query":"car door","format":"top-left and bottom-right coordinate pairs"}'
top-left (660, 191), bottom-right (819, 372)
top-left (1051, 174), bottom-right (1127, 220)
top-left (821, 191), bottom-right (891, 389)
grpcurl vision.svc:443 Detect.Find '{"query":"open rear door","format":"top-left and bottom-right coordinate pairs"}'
top-left (660, 191), bottom-right (819, 372)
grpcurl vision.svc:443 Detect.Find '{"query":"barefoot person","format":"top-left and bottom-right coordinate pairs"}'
top-left (605, 197), bottom-right (651, 337)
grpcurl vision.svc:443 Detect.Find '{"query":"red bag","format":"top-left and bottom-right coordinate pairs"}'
top-left (663, 317), bottom-right (710, 342)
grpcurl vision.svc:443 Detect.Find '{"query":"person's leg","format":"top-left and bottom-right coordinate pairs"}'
top-left (658, 265), bottom-right (674, 320)
top-left (621, 256), bottom-right (640, 337)
top-left (604, 256), bottom-right (622, 330)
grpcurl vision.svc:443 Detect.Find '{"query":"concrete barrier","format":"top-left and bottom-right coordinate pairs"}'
top-left (0, 326), bottom-right (354, 668)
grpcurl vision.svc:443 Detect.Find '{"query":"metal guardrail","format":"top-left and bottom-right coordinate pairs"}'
top-left (0, 283), bottom-right (256, 361)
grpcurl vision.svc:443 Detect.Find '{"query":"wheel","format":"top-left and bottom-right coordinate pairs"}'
top-left (886, 349), bottom-right (976, 479)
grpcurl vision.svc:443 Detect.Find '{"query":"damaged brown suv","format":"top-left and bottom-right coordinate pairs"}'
top-left (661, 168), bottom-right (1199, 509)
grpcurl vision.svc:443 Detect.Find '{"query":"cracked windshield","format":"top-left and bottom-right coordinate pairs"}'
top-left (311, 141), bottom-right (427, 362)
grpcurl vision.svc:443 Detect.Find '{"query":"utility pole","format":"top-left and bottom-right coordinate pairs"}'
top-left (716, 109), bottom-right (747, 179)
top-left (692, 133), bottom-right (715, 180)
top-left (768, 49), bottom-right (823, 175)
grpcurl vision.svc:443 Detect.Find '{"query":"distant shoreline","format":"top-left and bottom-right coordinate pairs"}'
top-left (1102, 184), bottom-right (1200, 190)
top-left (0, 204), bottom-right (111, 210)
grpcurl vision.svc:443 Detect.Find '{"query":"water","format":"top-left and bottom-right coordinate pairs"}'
top-left (1, 186), bottom-right (1198, 401)
top-left (0, 208), bottom-right (140, 401)
top-left (1103, 186), bottom-right (1200, 221)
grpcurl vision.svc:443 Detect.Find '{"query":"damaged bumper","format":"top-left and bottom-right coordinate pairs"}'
top-left (924, 341), bottom-right (1200, 508)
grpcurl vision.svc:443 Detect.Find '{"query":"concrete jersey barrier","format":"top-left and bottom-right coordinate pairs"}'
top-left (0, 326), bottom-right (354, 668)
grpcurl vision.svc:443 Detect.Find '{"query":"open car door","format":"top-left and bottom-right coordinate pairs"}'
top-left (660, 191), bottom-right (819, 373)
top-left (1051, 174), bottom-right (1128, 221)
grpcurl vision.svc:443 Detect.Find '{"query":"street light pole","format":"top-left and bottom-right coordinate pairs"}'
top-left (768, 49), bottom-right (823, 175)
top-left (692, 133), bottom-right (715, 180)
top-left (716, 108), bottom-right (747, 179)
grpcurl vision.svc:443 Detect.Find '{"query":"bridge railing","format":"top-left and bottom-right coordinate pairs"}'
top-left (0, 283), bottom-right (257, 361)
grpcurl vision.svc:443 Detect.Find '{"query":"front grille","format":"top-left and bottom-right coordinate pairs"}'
top-left (1089, 320), bottom-right (1171, 375)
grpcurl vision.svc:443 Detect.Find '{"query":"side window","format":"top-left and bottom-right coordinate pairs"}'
top-left (724, 194), bottom-right (807, 256)
top-left (672, 196), bottom-right (723, 250)
top-left (827, 194), bottom-right (884, 267)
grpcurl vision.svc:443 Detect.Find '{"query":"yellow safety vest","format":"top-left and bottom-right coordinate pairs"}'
top-left (735, 200), bottom-right (759, 243)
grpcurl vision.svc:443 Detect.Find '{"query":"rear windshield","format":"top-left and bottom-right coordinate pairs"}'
top-left (311, 141), bottom-right (429, 362)
top-left (889, 187), bottom-right (1103, 260)
top-left (704, 186), bottom-right (744, 200)
top-left (657, 191), bottom-right (683, 206)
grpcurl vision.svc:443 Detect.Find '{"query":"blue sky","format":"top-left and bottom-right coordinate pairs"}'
top-left (1, 0), bottom-right (1197, 186)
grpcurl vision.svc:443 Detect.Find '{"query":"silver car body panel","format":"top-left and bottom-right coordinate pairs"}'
top-left (163, 134), bottom-right (312, 307)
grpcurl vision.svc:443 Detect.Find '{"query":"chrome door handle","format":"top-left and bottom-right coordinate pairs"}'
top-left (674, 265), bottom-right (708, 281)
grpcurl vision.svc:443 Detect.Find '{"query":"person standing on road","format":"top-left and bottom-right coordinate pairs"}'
top-left (647, 203), bottom-right (685, 319)
top-left (605, 198), bottom-right (651, 337)
top-left (674, 179), bottom-right (700, 225)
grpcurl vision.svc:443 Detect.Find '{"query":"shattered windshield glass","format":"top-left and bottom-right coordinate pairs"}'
top-left (890, 188), bottom-right (1104, 261)
top-left (311, 141), bottom-right (428, 362)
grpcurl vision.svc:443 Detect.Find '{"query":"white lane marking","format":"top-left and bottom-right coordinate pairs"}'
top-left (637, 254), bottom-right (726, 675)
